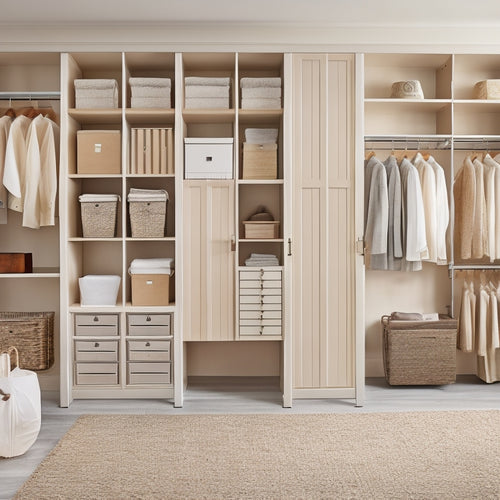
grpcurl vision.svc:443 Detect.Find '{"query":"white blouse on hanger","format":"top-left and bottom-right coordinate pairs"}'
top-left (0, 116), bottom-right (11, 224)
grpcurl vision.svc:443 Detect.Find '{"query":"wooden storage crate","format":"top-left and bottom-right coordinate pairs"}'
top-left (381, 315), bottom-right (457, 386)
top-left (242, 143), bottom-right (277, 179)
top-left (0, 312), bottom-right (55, 371)
top-left (242, 221), bottom-right (280, 239)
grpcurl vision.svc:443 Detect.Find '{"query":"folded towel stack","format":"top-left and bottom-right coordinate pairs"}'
top-left (245, 128), bottom-right (279, 145)
top-left (184, 76), bottom-right (231, 109)
top-left (129, 77), bottom-right (171, 109)
top-left (75, 79), bottom-right (119, 109)
top-left (129, 257), bottom-right (174, 276)
top-left (127, 188), bottom-right (169, 202)
top-left (245, 253), bottom-right (280, 267)
top-left (240, 77), bottom-right (282, 110)
top-left (78, 193), bottom-right (121, 203)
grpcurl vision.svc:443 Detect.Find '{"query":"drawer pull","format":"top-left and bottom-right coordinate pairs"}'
top-left (93, 316), bottom-right (99, 322)
top-left (94, 342), bottom-right (100, 347)
top-left (260, 268), bottom-right (265, 277)
top-left (146, 316), bottom-right (152, 322)
top-left (145, 342), bottom-right (151, 347)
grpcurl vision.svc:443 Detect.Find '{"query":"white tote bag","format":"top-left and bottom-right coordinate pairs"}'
top-left (0, 347), bottom-right (41, 458)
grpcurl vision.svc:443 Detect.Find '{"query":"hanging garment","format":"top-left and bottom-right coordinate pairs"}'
top-left (399, 157), bottom-right (427, 271)
top-left (3, 115), bottom-right (31, 212)
top-left (483, 154), bottom-right (500, 260)
top-left (458, 278), bottom-right (475, 353)
top-left (476, 281), bottom-right (490, 357)
top-left (383, 155), bottom-right (402, 270)
top-left (413, 153), bottom-right (438, 263)
top-left (364, 155), bottom-right (388, 270)
top-left (453, 157), bottom-right (476, 260)
top-left (488, 281), bottom-right (500, 350)
top-left (0, 116), bottom-right (12, 224)
top-left (472, 157), bottom-right (488, 259)
top-left (426, 155), bottom-right (449, 265)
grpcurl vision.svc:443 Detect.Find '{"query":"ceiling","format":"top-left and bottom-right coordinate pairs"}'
top-left (2, 0), bottom-right (500, 26)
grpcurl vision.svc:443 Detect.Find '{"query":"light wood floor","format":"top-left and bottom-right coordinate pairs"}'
top-left (2, 375), bottom-right (500, 500)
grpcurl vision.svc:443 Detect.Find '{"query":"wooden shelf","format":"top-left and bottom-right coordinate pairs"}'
top-left (239, 239), bottom-right (284, 243)
top-left (68, 108), bottom-right (122, 124)
top-left (69, 174), bottom-right (122, 179)
top-left (125, 237), bottom-right (175, 242)
top-left (126, 174), bottom-right (175, 178)
top-left (0, 267), bottom-right (60, 278)
top-left (125, 108), bottom-right (175, 124)
top-left (70, 304), bottom-right (123, 313)
top-left (182, 109), bottom-right (235, 124)
top-left (69, 237), bottom-right (122, 242)
top-left (453, 100), bottom-right (500, 112)
top-left (238, 109), bottom-right (283, 125)
top-left (365, 99), bottom-right (452, 111)
top-left (125, 302), bottom-right (176, 312)
top-left (238, 179), bottom-right (284, 185)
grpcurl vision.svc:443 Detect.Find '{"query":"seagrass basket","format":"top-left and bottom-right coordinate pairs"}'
top-left (79, 194), bottom-right (120, 238)
top-left (129, 199), bottom-right (167, 238)
top-left (381, 315), bottom-right (457, 386)
top-left (0, 312), bottom-right (55, 371)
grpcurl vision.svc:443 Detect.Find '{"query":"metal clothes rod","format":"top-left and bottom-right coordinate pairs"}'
top-left (452, 265), bottom-right (500, 270)
top-left (0, 91), bottom-right (60, 100)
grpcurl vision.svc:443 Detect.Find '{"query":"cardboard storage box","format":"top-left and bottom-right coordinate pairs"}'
top-left (242, 221), bottom-right (280, 239)
top-left (0, 253), bottom-right (32, 273)
top-left (184, 138), bottom-right (233, 179)
top-left (243, 143), bottom-right (277, 179)
top-left (131, 274), bottom-right (170, 306)
top-left (77, 130), bottom-right (121, 174)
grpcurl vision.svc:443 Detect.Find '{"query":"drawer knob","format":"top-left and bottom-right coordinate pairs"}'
top-left (94, 342), bottom-right (100, 347)
top-left (146, 316), bottom-right (152, 322)
top-left (145, 342), bottom-right (151, 347)
top-left (93, 316), bottom-right (99, 322)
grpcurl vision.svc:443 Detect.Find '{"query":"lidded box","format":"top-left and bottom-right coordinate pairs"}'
top-left (79, 194), bottom-right (120, 238)
top-left (74, 79), bottom-right (119, 109)
top-left (184, 138), bottom-right (233, 179)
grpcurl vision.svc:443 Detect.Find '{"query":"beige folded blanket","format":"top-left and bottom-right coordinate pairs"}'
top-left (185, 76), bottom-right (230, 86)
top-left (241, 87), bottom-right (281, 98)
top-left (129, 77), bottom-right (171, 88)
top-left (75, 79), bottom-right (118, 90)
top-left (185, 86), bottom-right (229, 98)
top-left (131, 97), bottom-right (171, 108)
top-left (131, 86), bottom-right (171, 98)
top-left (240, 77), bottom-right (281, 88)
top-left (241, 98), bottom-right (281, 109)
top-left (185, 97), bottom-right (230, 109)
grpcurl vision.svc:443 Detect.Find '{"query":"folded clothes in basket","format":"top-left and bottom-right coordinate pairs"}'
top-left (241, 87), bottom-right (281, 99)
top-left (127, 188), bottom-right (169, 202)
top-left (240, 77), bottom-right (282, 88)
top-left (245, 253), bottom-right (279, 267)
top-left (241, 97), bottom-right (282, 109)
top-left (129, 77), bottom-right (171, 88)
top-left (129, 258), bottom-right (174, 275)
top-left (185, 77), bottom-right (230, 86)
top-left (245, 128), bottom-right (278, 144)
top-left (185, 86), bottom-right (229, 98)
top-left (78, 194), bottom-right (120, 203)
top-left (75, 79), bottom-right (119, 90)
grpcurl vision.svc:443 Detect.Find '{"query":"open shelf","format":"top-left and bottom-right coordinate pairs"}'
top-left (68, 108), bottom-right (122, 124)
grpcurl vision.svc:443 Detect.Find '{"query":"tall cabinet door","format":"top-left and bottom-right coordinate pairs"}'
top-left (290, 54), bottom-right (363, 402)
top-left (183, 180), bottom-right (235, 341)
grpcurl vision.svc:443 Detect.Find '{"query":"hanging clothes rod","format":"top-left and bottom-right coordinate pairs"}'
top-left (364, 136), bottom-right (452, 150)
top-left (452, 265), bottom-right (500, 270)
top-left (0, 91), bottom-right (60, 100)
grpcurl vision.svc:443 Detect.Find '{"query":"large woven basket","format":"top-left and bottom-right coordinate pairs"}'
top-left (80, 200), bottom-right (118, 238)
top-left (129, 199), bottom-right (167, 238)
top-left (381, 315), bottom-right (457, 386)
top-left (0, 312), bottom-right (55, 371)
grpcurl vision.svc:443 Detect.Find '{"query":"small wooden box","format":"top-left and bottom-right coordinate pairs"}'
top-left (242, 221), bottom-right (280, 239)
top-left (0, 253), bottom-right (32, 273)
top-left (242, 143), bottom-right (277, 179)
top-left (131, 274), bottom-right (170, 306)
top-left (474, 80), bottom-right (500, 99)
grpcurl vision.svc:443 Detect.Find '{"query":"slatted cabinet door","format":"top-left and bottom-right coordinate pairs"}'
top-left (182, 180), bottom-right (235, 341)
top-left (291, 54), bottom-right (359, 400)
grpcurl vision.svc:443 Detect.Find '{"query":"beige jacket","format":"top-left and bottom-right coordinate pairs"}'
top-left (0, 116), bottom-right (11, 224)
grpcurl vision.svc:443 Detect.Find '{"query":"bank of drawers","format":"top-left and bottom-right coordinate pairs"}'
top-left (239, 268), bottom-right (282, 337)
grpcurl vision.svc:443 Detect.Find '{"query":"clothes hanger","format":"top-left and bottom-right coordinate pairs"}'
top-left (365, 151), bottom-right (376, 160)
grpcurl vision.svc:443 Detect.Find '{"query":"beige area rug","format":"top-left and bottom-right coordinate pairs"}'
top-left (14, 411), bottom-right (500, 499)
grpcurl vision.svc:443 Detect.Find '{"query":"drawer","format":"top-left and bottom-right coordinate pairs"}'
top-left (128, 314), bottom-right (171, 336)
top-left (128, 372), bottom-right (171, 385)
top-left (239, 287), bottom-right (281, 296)
top-left (239, 280), bottom-right (281, 289)
top-left (239, 303), bottom-right (282, 312)
top-left (128, 362), bottom-right (171, 373)
top-left (76, 373), bottom-right (118, 385)
top-left (240, 325), bottom-right (282, 336)
top-left (240, 270), bottom-right (282, 281)
top-left (75, 314), bottom-right (119, 326)
top-left (239, 318), bottom-right (282, 327)
top-left (75, 340), bottom-right (118, 362)
top-left (240, 310), bottom-right (281, 320)
top-left (240, 294), bottom-right (281, 304)
top-left (75, 325), bottom-right (119, 336)
top-left (76, 362), bottom-right (117, 374)
top-left (127, 340), bottom-right (171, 362)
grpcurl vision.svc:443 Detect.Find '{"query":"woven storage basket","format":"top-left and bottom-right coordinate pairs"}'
top-left (129, 199), bottom-right (167, 238)
top-left (80, 195), bottom-right (119, 238)
top-left (381, 315), bottom-right (457, 386)
top-left (0, 312), bottom-right (55, 371)
top-left (474, 80), bottom-right (500, 99)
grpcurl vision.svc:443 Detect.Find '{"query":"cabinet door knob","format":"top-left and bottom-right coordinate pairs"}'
top-left (94, 342), bottom-right (99, 348)
top-left (146, 316), bottom-right (151, 322)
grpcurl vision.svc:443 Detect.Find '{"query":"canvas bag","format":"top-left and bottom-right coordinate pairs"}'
top-left (0, 347), bottom-right (41, 458)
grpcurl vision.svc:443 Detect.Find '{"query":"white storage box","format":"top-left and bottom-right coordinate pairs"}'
top-left (184, 138), bottom-right (233, 179)
top-left (74, 79), bottom-right (119, 109)
top-left (79, 275), bottom-right (121, 307)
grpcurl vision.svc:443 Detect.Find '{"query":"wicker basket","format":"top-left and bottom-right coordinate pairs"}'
top-left (0, 312), bottom-right (55, 371)
top-left (129, 199), bottom-right (167, 238)
top-left (381, 315), bottom-right (457, 386)
top-left (79, 194), bottom-right (120, 238)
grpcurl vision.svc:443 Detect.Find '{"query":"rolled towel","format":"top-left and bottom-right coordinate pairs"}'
top-left (185, 97), bottom-right (230, 109)
top-left (129, 266), bottom-right (173, 275)
top-left (131, 86), bottom-right (171, 98)
top-left (240, 77), bottom-right (281, 88)
top-left (241, 87), bottom-right (281, 99)
top-left (185, 85), bottom-right (229, 98)
top-left (185, 76), bottom-right (230, 86)
top-left (131, 97), bottom-right (171, 108)
top-left (245, 128), bottom-right (278, 144)
top-left (241, 98), bottom-right (281, 109)
top-left (75, 79), bottom-right (118, 90)
top-left (129, 77), bottom-right (171, 88)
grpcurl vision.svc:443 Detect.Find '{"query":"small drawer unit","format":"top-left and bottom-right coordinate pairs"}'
top-left (127, 313), bottom-right (172, 336)
top-left (238, 267), bottom-right (283, 338)
top-left (74, 314), bottom-right (119, 336)
top-left (184, 137), bottom-right (233, 179)
top-left (127, 361), bottom-right (171, 385)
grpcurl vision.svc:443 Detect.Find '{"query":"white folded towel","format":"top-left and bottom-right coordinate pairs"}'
top-left (75, 96), bottom-right (118, 109)
top-left (131, 97), bottom-right (171, 108)
top-left (250, 253), bottom-right (278, 258)
top-left (129, 267), bottom-right (173, 275)
top-left (241, 87), bottom-right (281, 99)
top-left (127, 188), bottom-right (169, 202)
top-left (185, 85), bottom-right (229, 98)
top-left (240, 77), bottom-right (281, 88)
top-left (185, 77), bottom-right (230, 86)
top-left (75, 79), bottom-right (118, 90)
top-left (79, 194), bottom-right (120, 203)
top-left (245, 128), bottom-right (279, 144)
top-left (185, 97), bottom-right (230, 109)
top-left (241, 98), bottom-right (281, 109)
top-left (131, 86), bottom-right (171, 98)
top-left (129, 77), bottom-right (171, 88)
top-left (130, 257), bottom-right (174, 269)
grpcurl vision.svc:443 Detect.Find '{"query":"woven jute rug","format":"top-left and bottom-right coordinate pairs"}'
top-left (14, 411), bottom-right (500, 499)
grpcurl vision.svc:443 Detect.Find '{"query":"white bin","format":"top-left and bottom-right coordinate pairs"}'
top-left (79, 275), bottom-right (121, 306)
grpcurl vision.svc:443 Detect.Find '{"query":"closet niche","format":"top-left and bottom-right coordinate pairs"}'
top-left (0, 53), bottom-right (61, 392)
